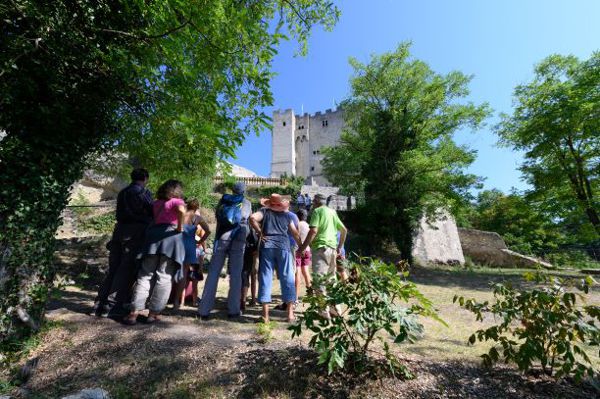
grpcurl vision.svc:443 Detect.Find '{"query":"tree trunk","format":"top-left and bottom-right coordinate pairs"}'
top-left (0, 134), bottom-right (90, 342)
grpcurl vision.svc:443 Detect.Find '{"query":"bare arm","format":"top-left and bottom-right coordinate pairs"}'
top-left (300, 227), bottom-right (318, 253)
top-left (176, 204), bottom-right (185, 232)
top-left (249, 211), bottom-right (265, 240)
top-left (337, 225), bottom-right (347, 255)
top-left (196, 213), bottom-right (211, 244)
top-left (288, 221), bottom-right (302, 248)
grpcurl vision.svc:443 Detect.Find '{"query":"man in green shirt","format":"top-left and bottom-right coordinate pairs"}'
top-left (299, 193), bottom-right (347, 318)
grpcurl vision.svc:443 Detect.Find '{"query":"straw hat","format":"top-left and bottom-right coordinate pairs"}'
top-left (260, 193), bottom-right (290, 212)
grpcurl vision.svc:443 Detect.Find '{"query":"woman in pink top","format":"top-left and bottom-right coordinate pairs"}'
top-left (125, 179), bottom-right (186, 325)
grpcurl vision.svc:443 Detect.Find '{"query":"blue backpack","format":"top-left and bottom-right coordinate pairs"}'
top-left (216, 194), bottom-right (244, 238)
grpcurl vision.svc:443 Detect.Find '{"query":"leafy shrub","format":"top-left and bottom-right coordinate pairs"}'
top-left (455, 272), bottom-right (600, 380)
top-left (290, 257), bottom-right (443, 377)
top-left (79, 212), bottom-right (115, 235)
top-left (545, 250), bottom-right (600, 270)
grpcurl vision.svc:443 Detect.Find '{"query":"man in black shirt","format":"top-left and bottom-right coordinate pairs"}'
top-left (92, 168), bottom-right (153, 317)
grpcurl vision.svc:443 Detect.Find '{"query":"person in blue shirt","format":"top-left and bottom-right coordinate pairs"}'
top-left (296, 193), bottom-right (305, 211)
top-left (304, 193), bottom-right (312, 211)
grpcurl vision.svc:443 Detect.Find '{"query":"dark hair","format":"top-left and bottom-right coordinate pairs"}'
top-left (296, 209), bottom-right (308, 221)
top-left (186, 198), bottom-right (200, 211)
top-left (130, 168), bottom-right (149, 182)
top-left (156, 179), bottom-right (183, 200)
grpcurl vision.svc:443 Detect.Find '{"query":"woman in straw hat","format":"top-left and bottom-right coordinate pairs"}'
top-left (249, 193), bottom-right (302, 323)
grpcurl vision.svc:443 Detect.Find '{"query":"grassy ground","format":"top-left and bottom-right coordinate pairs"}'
top-left (3, 238), bottom-right (600, 398)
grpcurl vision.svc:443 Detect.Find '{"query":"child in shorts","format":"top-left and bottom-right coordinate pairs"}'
top-left (295, 209), bottom-right (312, 301)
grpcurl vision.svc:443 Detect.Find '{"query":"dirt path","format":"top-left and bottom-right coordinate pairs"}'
top-left (10, 238), bottom-right (599, 398)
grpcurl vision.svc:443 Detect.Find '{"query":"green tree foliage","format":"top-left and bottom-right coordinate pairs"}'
top-left (497, 53), bottom-right (600, 239)
top-left (322, 43), bottom-right (490, 261)
top-left (455, 273), bottom-right (600, 381)
top-left (0, 0), bottom-right (338, 343)
top-left (466, 189), bottom-right (565, 255)
top-left (290, 258), bottom-right (443, 378)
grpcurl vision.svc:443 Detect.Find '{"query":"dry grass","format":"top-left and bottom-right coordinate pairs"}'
top-left (8, 240), bottom-right (600, 398)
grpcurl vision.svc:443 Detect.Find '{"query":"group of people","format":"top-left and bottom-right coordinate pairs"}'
top-left (93, 168), bottom-right (348, 325)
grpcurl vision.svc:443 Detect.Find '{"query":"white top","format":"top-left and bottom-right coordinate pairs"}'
top-left (298, 220), bottom-right (310, 242)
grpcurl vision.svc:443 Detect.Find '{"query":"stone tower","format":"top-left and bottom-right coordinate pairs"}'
top-left (270, 108), bottom-right (345, 186)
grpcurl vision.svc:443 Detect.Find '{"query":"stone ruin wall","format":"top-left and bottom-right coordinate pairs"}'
top-left (271, 108), bottom-right (344, 186)
top-left (458, 228), bottom-right (553, 269)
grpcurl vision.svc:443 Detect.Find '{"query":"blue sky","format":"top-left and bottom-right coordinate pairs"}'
top-left (232, 0), bottom-right (599, 193)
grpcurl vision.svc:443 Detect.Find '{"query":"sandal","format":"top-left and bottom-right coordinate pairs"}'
top-left (146, 314), bottom-right (161, 324)
top-left (123, 314), bottom-right (138, 325)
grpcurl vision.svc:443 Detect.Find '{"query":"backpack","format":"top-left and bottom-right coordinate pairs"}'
top-left (216, 194), bottom-right (244, 239)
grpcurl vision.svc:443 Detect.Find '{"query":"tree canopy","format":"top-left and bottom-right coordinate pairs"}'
top-left (497, 52), bottom-right (600, 240)
top-left (322, 43), bottom-right (490, 261)
top-left (0, 0), bottom-right (338, 342)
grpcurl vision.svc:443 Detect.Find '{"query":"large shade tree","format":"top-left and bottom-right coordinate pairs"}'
top-left (322, 43), bottom-right (489, 261)
top-left (497, 53), bottom-right (600, 239)
top-left (0, 0), bottom-right (338, 342)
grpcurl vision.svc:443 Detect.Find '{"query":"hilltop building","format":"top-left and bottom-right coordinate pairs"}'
top-left (270, 108), bottom-right (344, 186)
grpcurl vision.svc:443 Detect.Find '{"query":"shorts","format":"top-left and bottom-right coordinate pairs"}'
top-left (295, 249), bottom-right (312, 268)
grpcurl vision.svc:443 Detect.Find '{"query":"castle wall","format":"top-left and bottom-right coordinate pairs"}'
top-left (271, 107), bottom-right (344, 186)
top-left (271, 109), bottom-right (295, 178)
top-left (306, 108), bottom-right (345, 186)
top-left (294, 113), bottom-right (311, 179)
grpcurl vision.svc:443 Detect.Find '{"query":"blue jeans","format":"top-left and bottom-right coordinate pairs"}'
top-left (258, 247), bottom-right (296, 304)
top-left (199, 237), bottom-right (245, 316)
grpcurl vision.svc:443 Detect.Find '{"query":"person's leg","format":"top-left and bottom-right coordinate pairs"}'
top-left (173, 264), bottom-right (190, 309)
top-left (126, 254), bottom-right (159, 322)
top-left (257, 248), bottom-right (275, 322)
top-left (277, 249), bottom-right (296, 322)
top-left (93, 229), bottom-right (122, 314)
top-left (198, 239), bottom-right (230, 317)
top-left (147, 255), bottom-right (178, 318)
top-left (110, 228), bottom-right (145, 314)
top-left (301, 266), bottom-right (312, 291)
top-left (191, 277), bottom-right (199, 305)
top-left (250, 252), bottom-right (258, 305)
top-left (311, 247), bottom-right (336, 318)
top-left (226, 237), bottom-right (245, 316)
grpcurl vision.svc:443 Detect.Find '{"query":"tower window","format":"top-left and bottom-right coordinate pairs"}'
top-left (311, 167), bottom-right (315, 171)
top-left (322, 120), bottom-right (328, 127)
top-left (283, 121), bottom-right (286, 126)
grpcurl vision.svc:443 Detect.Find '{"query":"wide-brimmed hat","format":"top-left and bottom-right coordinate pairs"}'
top-left (260, 193), bottom-right (290, 212)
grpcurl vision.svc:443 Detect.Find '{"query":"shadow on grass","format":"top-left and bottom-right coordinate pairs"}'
top-left (409, 265), bottom-right (528, 292)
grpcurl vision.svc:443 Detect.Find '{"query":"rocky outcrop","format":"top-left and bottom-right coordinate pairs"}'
top-left (458, 228), bottom-right (553, 269)
top-left (413, 213), bottom-right (465, 266)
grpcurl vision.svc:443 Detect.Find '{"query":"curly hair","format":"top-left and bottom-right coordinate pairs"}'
top-left (186, 198), bottom-right (200, 211)
top-left (156, 179), bottom-right (183, 200)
